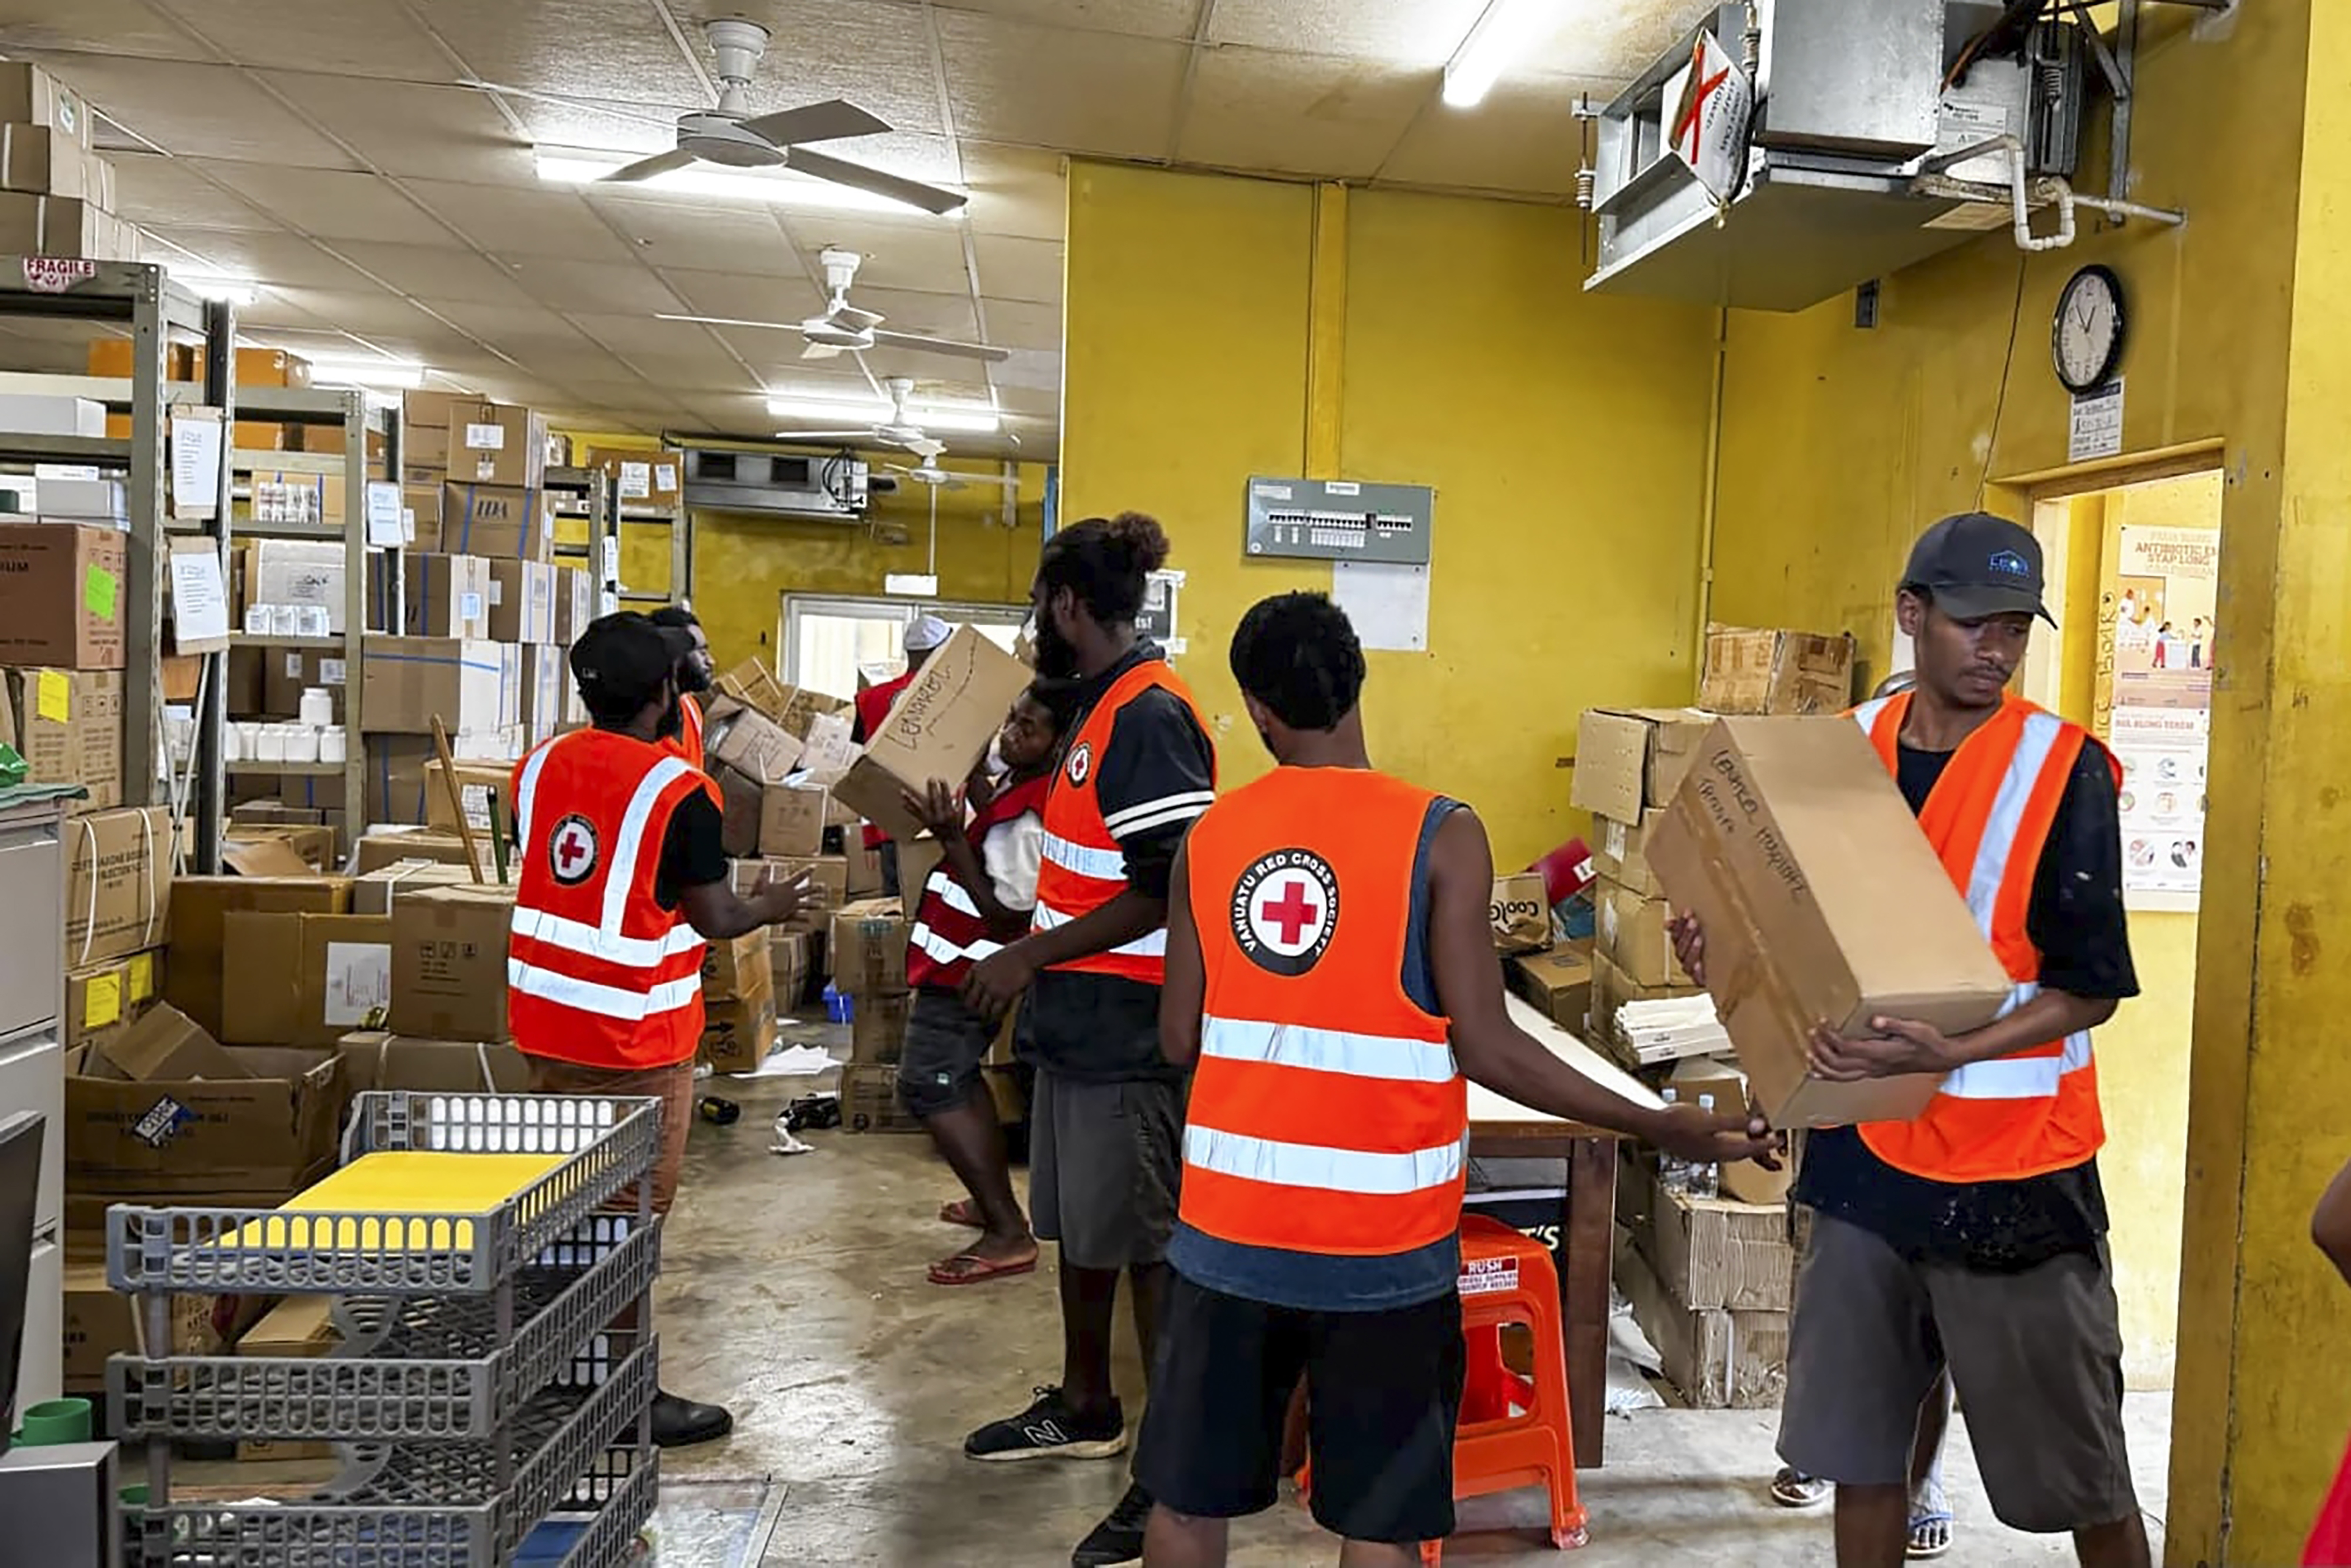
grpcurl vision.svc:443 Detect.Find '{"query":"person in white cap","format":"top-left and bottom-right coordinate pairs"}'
top-left (854, 613), bottom-right (955, 895)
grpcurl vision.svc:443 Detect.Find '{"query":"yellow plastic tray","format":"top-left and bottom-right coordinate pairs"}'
top-left (222, 1150), bottom-right (567, 1253)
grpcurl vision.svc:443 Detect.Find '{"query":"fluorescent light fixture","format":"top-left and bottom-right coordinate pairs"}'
top-left (1443, 0), bottom-right (1547, 108)
top-left (305, 357), bottom-right (426, 390)
top-left (536, 148), bottom-right (962, 217)
top-left (765, 394), bottom-right (999, 433)
top-left (173, 273), bottom-right (261, 306)
top-left (885, 573), bottom-right (941, 598)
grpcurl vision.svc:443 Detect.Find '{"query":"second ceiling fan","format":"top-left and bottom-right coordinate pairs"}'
top-left (661, 247), bottom-right (1009, 365)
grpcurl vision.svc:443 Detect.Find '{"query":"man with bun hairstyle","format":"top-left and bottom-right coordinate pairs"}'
top-left (959, 513), bottom-right (1218, 1568)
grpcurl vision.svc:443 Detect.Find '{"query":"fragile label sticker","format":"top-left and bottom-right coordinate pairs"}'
top-left (464, 421), bottom-right (506, 451)
top-left (22, 256), bottom-right (97, 293)
top-left (1460, 1257), bottom-right (1520, 1296)
top-left (132, 1095), bottom-right (191, 1149)
top-left (36, 669), bottom-right (69, 723)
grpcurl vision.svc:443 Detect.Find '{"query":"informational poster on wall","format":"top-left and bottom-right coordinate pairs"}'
top-left (2106, 523), bottom-right (2217, 910)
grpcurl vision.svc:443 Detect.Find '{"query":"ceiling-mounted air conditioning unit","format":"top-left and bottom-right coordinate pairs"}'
top-left (679, 448), bottom-right (868, 520)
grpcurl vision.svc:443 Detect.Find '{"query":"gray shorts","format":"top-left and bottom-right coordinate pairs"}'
top-left (1778, 1213), bottom-right (2138, 1534)
top-left (1029, 1070), bottom-right (1183, 1270)
top-left (895, 987), bottom-right (991, 1119)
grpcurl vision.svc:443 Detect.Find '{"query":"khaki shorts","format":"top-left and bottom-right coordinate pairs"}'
top-left (1777, 1212), bottom-right (2138, 1534)
top-left (525, 1055), bottom-right (697, 1216)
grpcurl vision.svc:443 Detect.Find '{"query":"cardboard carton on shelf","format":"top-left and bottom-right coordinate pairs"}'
top-left (221, 910), bottom-right (394, 1047)
top-left (229, 1293), bottom-right (340, 1459)
top-left (0, 666), bottom-right (121, 812)
top-left (0, 523), bottom-right (127, 668)
top-left (249, 537), bottom-right (346, 632)
top-left (0, 61), bottom-right (95, 146)
top-left (362, 636), bottom-right (506, 734)
top-left (1489, 871), bottom-right (1551, 955)
top-left (163, 874), bottom-right (352, 1036)
top-left (64, 946), bottom-right (164, 1056)
top-left (442, 399), bottom-right (548, 489)
top-left (221, 826), bottom-right (335, 875)
top-left (554, 566), bottom-right (594, 646)
top-left (432, 481), bottom-right (552, 561)
top-left (336, 1031), bottom-right (530, 1095)
top-left (61, 1264), bottom-right (250, 1390)
top-left (1700, 625), bottom-right (1857, 717)
top-left (1597, 878), bottom-right (1691, 988)
top-left (389, 884), bottom-right (515, 1041)
top-left (1592, 808), bottom-right (1667, 898)
top-left (485, 559), bottom-right (557, 643)
top-left (0, 126), bottom-right (104, 199)
top-left (353, 825), bottom-right (497, 877)
top-left (1647, 717), bottom-right (2015, 1129)
top-left (0, 193), bottom-right (138, 260)
top-left (759, 782), bottom-right (829, 859)
top-left (1506, 944), bottom-right (1595, 1033)
top-left (64, 804), bottom-right (172, 969)
top-left (828, 626), bottom-right (1030, 843)
top-left (423, 755), bottom-right (514, 835)
top-left (1572, 707), bottom-right (1714, 827)
top-left (831, 898), bottom-right (910, 997)
top-left (352, 859), bottom-right (478, 915)
top-left (368, 551), bottom-right (491, 640)
top-left (586, 447), bottom-right (683, 506)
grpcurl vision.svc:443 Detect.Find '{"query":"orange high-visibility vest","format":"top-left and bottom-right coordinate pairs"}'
top-left (662, 692), bottom-right (705, 772)
top-left (508, 728), bottom-right (717, 1071)
top-left (1178, 768), bottom-right (1465, 1257)
top-left (1033, 659), bottom-right (1213, 986)
top-left (1852, 693), bottom-right (2112, 1182)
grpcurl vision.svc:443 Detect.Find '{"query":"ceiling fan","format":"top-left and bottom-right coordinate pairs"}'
top-left (886, 453), bottom-right (1019, 491)
top-left (660, 247), bottom-right (1010, 364)
top-left (462, 18), bottom-right (966, 215)
top-left (776, 376), bottom-right (955, 456)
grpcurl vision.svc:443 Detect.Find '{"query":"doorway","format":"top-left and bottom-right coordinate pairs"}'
top-left (777, 594), bottom-right (1026, 700)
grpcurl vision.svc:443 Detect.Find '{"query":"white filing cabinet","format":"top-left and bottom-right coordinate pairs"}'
top-left (0, 794), bottom-right (66, 1424)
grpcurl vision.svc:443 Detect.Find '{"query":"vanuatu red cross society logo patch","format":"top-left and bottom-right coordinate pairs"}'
top-left (1065, 741), bottom-right (1094, 788)
top-left (1231, 848), bottom-right (1340, 977)
top-left (549, 813), bottom-right (600, 885)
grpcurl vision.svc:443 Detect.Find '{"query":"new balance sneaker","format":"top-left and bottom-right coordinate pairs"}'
top-left (963, 1386), bottom-right (1127, 1462)
top-left (1072, 1479), bottom-right (1155, 1567)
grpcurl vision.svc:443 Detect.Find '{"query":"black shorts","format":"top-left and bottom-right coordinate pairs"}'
top-left (1135, 1271), bottom-right (1464, 1545)
top-left (895, 987), bottom-right (990, 1119)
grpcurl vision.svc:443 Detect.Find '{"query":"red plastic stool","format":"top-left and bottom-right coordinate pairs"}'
top-left (1297, 1216), bottom-right (1587, 1562)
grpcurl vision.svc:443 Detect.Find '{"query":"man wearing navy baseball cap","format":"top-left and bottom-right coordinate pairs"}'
top-left (1674, 512), bottom-right (2147, 1567)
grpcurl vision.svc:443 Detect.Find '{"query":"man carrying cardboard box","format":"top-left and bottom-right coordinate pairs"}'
top-left (1136, 593), bottom-right (1774, 1568)
top-left (852, 612), bottom-right (951, 895)
top-left (648, 605), bottom-right (714, 771)
top-left (955, 514), bottom-right (1218, 1568)
top-left (508, 612), bottom-right (809, 1450)
top-left (1671, 515), bottom-right (2145, 1568)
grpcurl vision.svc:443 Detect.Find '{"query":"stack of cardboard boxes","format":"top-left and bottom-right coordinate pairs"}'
top-left (699, 929), bottom-right (778, 1075)
top-left (1571, 706), bottom-right (1713, 1056)
top-left (0, 63), bottom-right (134, 262)
top-left (833, 898), bottom-right (915, 1131)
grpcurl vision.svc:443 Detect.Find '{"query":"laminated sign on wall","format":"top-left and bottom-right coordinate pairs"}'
top-left (1665, 30), bottom-right (1754, 203)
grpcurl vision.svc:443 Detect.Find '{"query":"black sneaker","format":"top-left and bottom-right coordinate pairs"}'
top-left (1072, 1480), bottom-right (1154, 1567)
top-left (963, 1386), bottom-right (1127, 1462)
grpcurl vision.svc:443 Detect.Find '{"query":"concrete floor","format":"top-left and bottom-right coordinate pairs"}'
top-left (654, 1050), bottom-right (2175, 1567)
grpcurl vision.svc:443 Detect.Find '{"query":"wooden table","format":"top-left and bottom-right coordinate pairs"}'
top-left (1464, 997), bottom-right (1662, 1468)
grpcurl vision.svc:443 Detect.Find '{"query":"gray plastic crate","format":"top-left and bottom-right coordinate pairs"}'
top-left (107, 1093), bottom-right (661, 1297)
top-left (529, 1455), bottom-right (659, 1568)
top-left (110, 1218), bottom-right (656, 1443)
top-left (124, 1340), bottom-right (655, 1567)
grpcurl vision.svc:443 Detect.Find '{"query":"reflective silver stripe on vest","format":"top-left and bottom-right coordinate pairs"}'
top-left (1940, 1031), bottom-right (2095, 1100)
top-left (908, 921), bottom-right (1004, 967)
top-left (1961, 710), bottom-right (2063, 935)
top-left (513, 737), bottom-right (560, 843)
top-left (505, 960), bottom-right (702, 1021)
top-left (602, 756), bottom-right (693, 934)
top-left (1041, 831), bottom-right (1125, 882)
top-left (1199, 1015), bottom-right (1457, 1085)
top-left (1850, 695), bottom-right (1896, 736)
top-left (925, 868), bottom-right (980, 920)
top-left (1183, 1123), bottom-right (1467, 1196)
top-left (1031, 898), bottom-right (1166, 957)
top-left (513, 753), bottom-right (702, 975)
top-left (509, 907), bottom-right (705, 968)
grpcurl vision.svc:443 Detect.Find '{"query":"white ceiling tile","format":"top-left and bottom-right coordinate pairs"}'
top-left (0, 6), bottom-right (203, 61)
top-left (993, 383), bottom-right (1058, 417)
top-left (851, 356), bottom-right (995, 403)
top-left (592, 347), bottom-right (749, 395)
top-left (28, 53), bottom-right (361, 167)
top-left (427, 303), bottom-right (600, 352)
top-left (140, 227), bottom-right (376, 289)
top-left (583, 191), bottom-right (791, 270)
top-left (785, 128), bottom-right (966, 190)
top-left (560, 377), bottom-right (694, 414)
top-left (958, 142), bottom-right (1065, 240)
top-left (497, 256), bottom-right (684, 315)
top-left (936, 12), bottom-right (1188, 159)
top-left (656, 268), bottom-right (828, 325)
top-left (199, 164), bottom-right (450, 243)
top-left (1208, 0), bottom-right (1486, 67)
top-left (932, 0), bottom-right (1200, 41)
top-left (977, 297), bottom-right (1059, 351)
top-left (403, 0), bottom-right (712, 110)
top-left (782, 213), bottom-right (969, 294)
top-left (328, 241), bottom-right (539, 307)
top-left (561, 311), bottom-right (733, 362)
top-left (1176, 48), bottom-right (1428, 179)
top-left (493, 347), bottom-right (646, 384)
top-left (1519, 2), bottom-right (1712, 81)
top-left (1375, 74), bottom-right (1583, 197)
top-left (988, 347), bottom-right (1061, 393)
top-left (971, 233), bottom-right (1060, 304)
top-left (258, 287), bottom-right (456, 339)
top-left (228, 291), bottom-right (333, 332)
top-left (110, 153), bottom-right (281, 231)
top-left (712, 327), bottom-right (858, 375)
top-left (261, 74), bottom-right (535, 184)
top-left (747, 364), bottom-right (882, 400)
top-left (673, 0), bottom-right (951, 136)
top-left (851, 286), bottom-right (979, 343)
top-left (400, 180), bottom-right (639, 260)
top-left (148, 0), bottom-right (453, 77)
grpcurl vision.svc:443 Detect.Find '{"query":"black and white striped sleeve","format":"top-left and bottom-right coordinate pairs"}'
top-left (1097, 687), bottom-right (1218, 900)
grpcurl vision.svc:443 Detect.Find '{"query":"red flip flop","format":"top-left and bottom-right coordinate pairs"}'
top-left (938, 1198), bottom-right (985, 1229)
top-left (928, 1247), bottom-right (1039, 1286)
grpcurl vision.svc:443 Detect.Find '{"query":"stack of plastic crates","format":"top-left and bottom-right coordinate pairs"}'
top-left (103, 1091), bottom-right (667, 1568)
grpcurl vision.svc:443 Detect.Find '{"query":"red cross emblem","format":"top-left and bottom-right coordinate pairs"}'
top-left (1671, 42), bottom-right (1732, 164)
top-left (1232, 848), bottom-right (1340, 977)
top-left (1258, 882), bottom-right (1322, 945)
top-left (550, 813), bottom-right (599, 885)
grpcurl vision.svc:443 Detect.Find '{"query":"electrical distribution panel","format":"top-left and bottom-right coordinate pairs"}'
top-left (1244, 476), bottom-right (1434, 565)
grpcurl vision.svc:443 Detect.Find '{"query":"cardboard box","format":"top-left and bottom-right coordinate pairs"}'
top-left (710, 761), bottom-right (763, 859)
top-left (518, 643), bottom-right (564, 747)
top-left (485, 559), bottom-right (556, 643)
top-left (0, 62), bottom-right (93, 146)
top-left (831, 898), bottom-right (910, 996)
top-left (219, 829), bottom-right (327, 878)
top-left (1597, 878), bottom-right (1690, 988)
top-left (65, 1020), bottom-right (346, 1196)
top-left (1489, 871), bottom-right (1551, 955)
top-left (352, 859), bottom-right (478, 915)
top-left (759, 783), bottom-right (829, 859)
top-left (1571, 707), bottom-right (1713, 826)
top-left (1, 666), bottom-right (120, 810)
top-left (0, 125), bottom-right (99, 198)
top-left (1660, 1059), bottom-right (1794, 1205)
top-left (62, 1264), bottom-right (237, 1388)
top-left (1616, 1236), bottom-right (1788, 1410)
top-left (845, 843), bottom-right (884, 898)
top-left (701, 929), bottom-right (770, 999)
top-left (365, 552), bottom-right (490, 639)
top-left (735, 854), bottom-right (848, 931)
top-left (65, 947), bottom-right (163, 1056)
top-left (389, 885), bottom-right (514, 1041)
top-left (337, 1031), bottom-right (529, 1095)
top-left (1593, 808), bottom-right (1667, 898)
top-left (164, 875), bottom-right (351, 1036)
top-left (701, 975), bottom-right (777, 1075)
top-left (369, 740), bottom-right (515, 827)
top-left (715, 658), bottom-right (790, 725)
top-left (353, 827), bottom-right (494, 877)
top-left (0, 523), bottom-right (126, 667)
top-left (705, 700), bottom-right (804, 785)
top-left (221, 911), bottom-right (394, 1047)
top-left (1700, 626), bottom-right (1856, 717)
top-left (842, 1061), bottom-right (920, 1131)
top-left (555, 567), bottom-right (594, 646)
top-left (64, 805), bottom-right (172, 968)
top-left (0, 193), bottom-right (137, 260)
top-left (248, 539), bottom-right (348, 636)
top-left (1506, 945), bottom-right (1595, 1033)
top-left (828, 626), bottom-right (1030, 843)
top-left (587, 447), bottom-right (682, 506)
top-left (1624, 1159), bottom-right (1793, 1313)
top-left (442, 400), bottom-right (547, 489)
top-left (249, 467), bottom-right (345, 529)
top-left (1590, 949), bottom-right (1707, 1062)
top-left (363, 636), bottom-right (506, 734)
top-left (770, 930), bottom-right (812, 1006)
top-left (851, 988), bottom-right (910, 1065)
top-left (895, 837), bottom-right (944, 920)
top-left (1647, 717), bottom-right (2015, 1129)
top-left (423, 756), bottom-right (513, 835)
top-left (430, 482), bottom-right (552, 560)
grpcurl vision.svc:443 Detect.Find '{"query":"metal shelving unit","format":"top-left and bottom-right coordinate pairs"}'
top-left (0, 264), bottom-right (234, 869)
top-left (104, 1091), bottom-right (664, 1568)
top-left (615, 494), bottom-right (689, 610)
top-left (547, 466), bottom-right (616, 618)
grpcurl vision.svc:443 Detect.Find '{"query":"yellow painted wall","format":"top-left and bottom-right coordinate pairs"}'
top-left (1702, 4), bottom-right (2319, 1558)
top-left (1060, 163), bottom-right (1717, 870)
top-left (555, 429), bottom-right (1048, 683)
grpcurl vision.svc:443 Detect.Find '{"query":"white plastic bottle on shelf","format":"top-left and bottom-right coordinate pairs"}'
top-left (1658, 1086), bottom-right (1690, 1195)
top-left (1687, 1093), bottom-right (1723, 1198)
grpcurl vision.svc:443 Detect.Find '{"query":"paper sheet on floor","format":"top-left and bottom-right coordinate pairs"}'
top-left (728, 1043), bottom-right (836, 1079)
